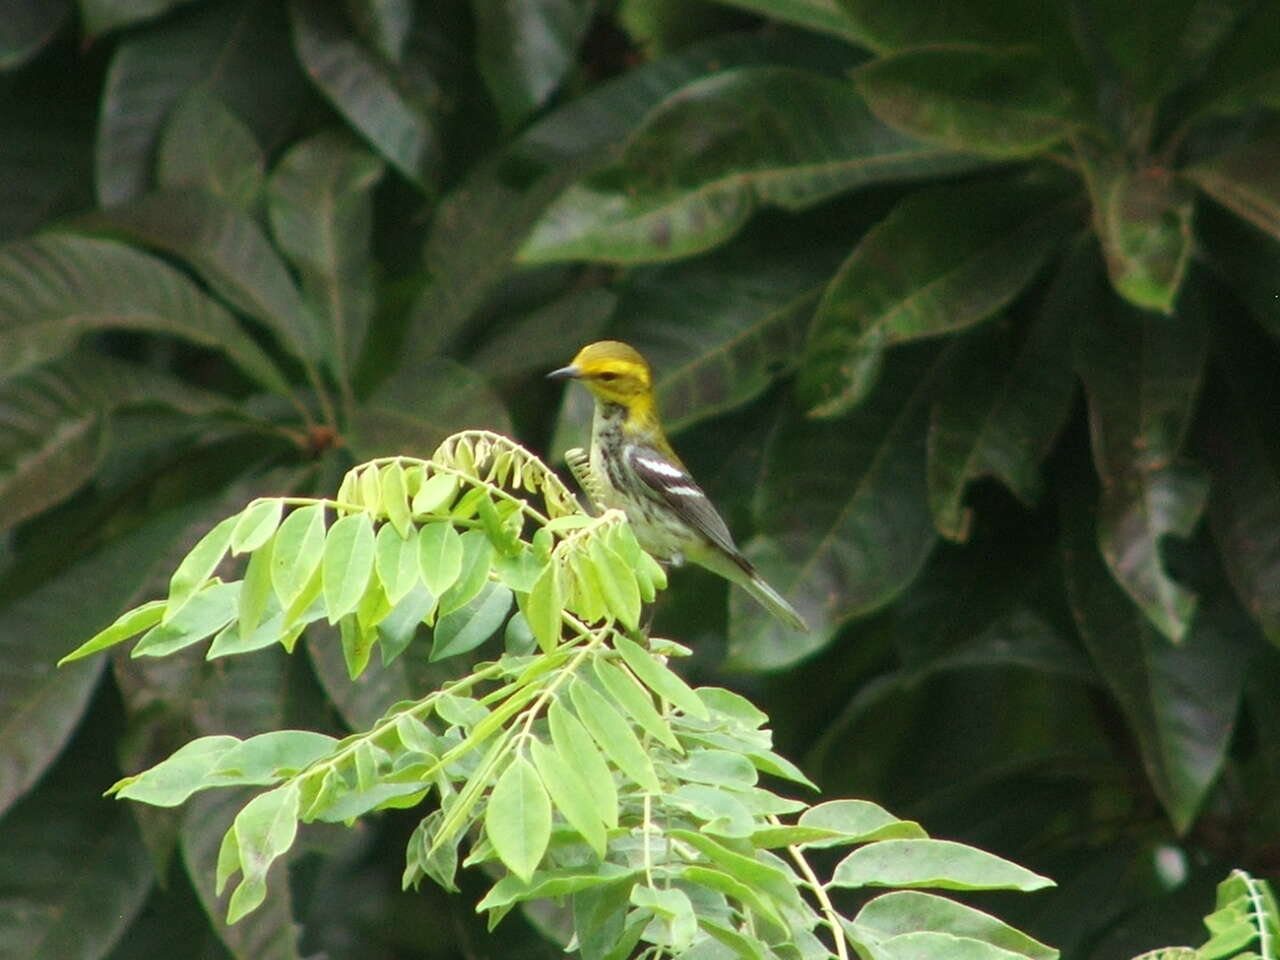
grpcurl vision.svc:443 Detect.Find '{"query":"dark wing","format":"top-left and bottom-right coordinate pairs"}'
top-left (626, 445), bottom-right (748, 567)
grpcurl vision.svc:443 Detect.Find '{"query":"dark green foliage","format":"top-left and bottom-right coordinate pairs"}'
top-left (0, 0), bottom-right (1278, 956)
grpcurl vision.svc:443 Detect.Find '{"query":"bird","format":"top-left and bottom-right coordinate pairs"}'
top-left (548, 340), bottom-right (807, 631)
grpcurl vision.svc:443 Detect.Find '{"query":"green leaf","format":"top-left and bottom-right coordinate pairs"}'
top-left (477, 864), bottom-right (638, 913)
top-left (524, 561), bottom-right (564, 653)
top-left (528, 737), bottom-right (607, 857)
top-left (798, 799), bottom-right (927, 846)
top-left (271, 503), bottom-right (328, 610)
top-left (1187, 3), bottom-right (1280, 116)
top-left (58, 599), bottom-right (165, 665)
top-left (845, 929), bottom-right (1045, 959)
top-left (679, 865), bottom-right (787, 933)
top-left (165, 513), bottom-right (238, 622)
top-left (288, 0), bottom-right (437, 186)
top-left (133, 581), bottom-right (240, 657)
top-left (1062, 489), bottom-right (1246, 832)
top-left (375, 522), bottom-right (421, 606)
top-left (632, 884), bottom-right (698, 953)
top-left (549, 699), bottom-right (618, 828)
top-left (437, 529), bottom-right (495, 618)
top-left (1083, 151), bottom-right (1195, 313)
top-left (473, 0), bottom-right (595, 129)
top-left (485, 756), bottom-right (552, 883)
top-left (412, 472), bottom-right (460, 515)
top-left (593, 659), bottom-right (679, 750)
top-left (0, 232), bottom-right (294, 391)
top-left (614, 634), bottom-right (708, 720)
top-left (109, 735), bottom-right (240, 806)
top-left (1074, 264), bottom-right (1209, 642)
top-left (708, 0), bottom-right (866, 43)
top-left (831, 838), bottom-right (1054, 892)
top-left (569, 678), bottom-right (661, 793)
top-left (322, 512), bottom-right (377, 623)
top-left (72, 189), bottom-right (324, 366)
top-left (1199, 871), bottom-right (1279, 959)
top-left (157, 88), bottom-right (265, 208)
top-left (667, 783), bottom-right (755, 837)
top-left (430, 582), bottom-right (513, 661)
top-left (853, 891), bottom-right (1058, 960)
top-left (237, 534), bottom-right (276, 644)
top-left (729, 350), bottom-right (939, 670)
top-left (380, 461), bottom-right (413, 539)
top-left (587, 538), bottom-right (642, 629)
top-left (927, 258), bottom-right (1077, 539)
top-left (521, 67), bottom-right (989, 264)
top-left (854, 45), bottom-right (1078, 158)
top-left (225, 783), bottom-right (301, 922)
top-left (667, 829), bottom-right (800, 908)
top-left (231, 499), bottom-right (284, 555)
top-left (416, 522), bottom-right (464, 599)
top-left (801, 177), bottom-right (1075, 416)
top-left (267, 131), bottom-right (383, 382)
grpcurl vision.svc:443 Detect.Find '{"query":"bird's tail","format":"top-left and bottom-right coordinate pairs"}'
top-left (694, 546), bottom-right (808, 631)
top-left (742, 569), bottom-right (808, 632)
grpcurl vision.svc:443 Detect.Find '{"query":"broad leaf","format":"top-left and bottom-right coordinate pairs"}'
top-left (289, 0), bottom-right (438, 187)
top-left (853, 891), bottom-right (1058, 959)
top-left (267, 131), bottom-right (383, 383)
top-left (1074, 264), bottom-right (1209, 642)
top-left (322, 512), bottom-right (376, 623)
top-left (473, 0), bottom-right (595, 129)
top-left (157, 89), bottom-right (265, 209)
top-left (95, 0), bottom-right (306, 206)
top-left (0, 354), bottom-right (235, 534)
top-left (485, 756), bottom-right (552, 883)
top-left (521, 67), bottom-right (988, 264)
top-left (831, 838), bottom-right (1054, 891)
top-left (728, 348), bottom-right (939, 670)
top-left (73, 190), bottom-right (324, 366)
top-left (800, 177), bottom-right (1076, 416)
top-left (1062, 489), bottom-right (1246, 833)
top-left (854, 45), bottom-right (1078, 158)
top-left (1083, 151), bottom-right (1195, 313)
top-left (927, 304), bottom-right (1075, 540)
top-left (0, 232), bottom-right (296, 391)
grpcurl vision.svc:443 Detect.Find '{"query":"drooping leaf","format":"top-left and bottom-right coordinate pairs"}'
top-left (1074, 263), bottom-right (1209, 642)
top-left (0, 233), bottom-right (296, 391)
top-left (569, 678), bottom-right (662, 793)
top-left (854, 45), bottom-right (1079, 158)
top-left (1062, 488), bottom-right (1246, 833)
top-left (267, 131), bottom-right (384, 383)
top-left (852, 891), bottom-right (1058, 959)
top-left (0, 353), bottom-right (236, 535)
top-left (800, 176), bottom-right (1076, 416)
top-left (72, 190), bottom-right (325, 366)
top-left (322, 512), bottom-right (376, 623)
top-left (548, 699), bottom-right (618, 829)
top-left (528, 737), bottom-right (607, 857)
top-left (473, 0), bottom-right (595, 129)
top-left (521, 67), bottom-right (989, 264)
top-left (485, 755), bottom-right (552, 883)
top-left (270, 503), bottom-right (327, 610)
top-left (0, 718), bottom-right (153, 960)
top-left (430, 581), bottom-right (512, 661)
top-left (1083, 150), bottom-right (1195, 313)
top-left (157, 88), bottom-right (265, 209)
top-left (729, 348), bottom-right (940, 670)
top-left (927, 303), bottom-right (1075, 540)
top-left (289, 0), bottom-right (438, 187)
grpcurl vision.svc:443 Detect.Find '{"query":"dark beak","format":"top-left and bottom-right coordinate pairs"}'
top-left (547, 364), bottom-right (581, 381)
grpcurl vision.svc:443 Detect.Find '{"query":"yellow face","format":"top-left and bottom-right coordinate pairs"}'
top-left (549, 340), bottom-right (653, 404)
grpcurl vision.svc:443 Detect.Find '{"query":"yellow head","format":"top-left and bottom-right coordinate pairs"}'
top-left (548, 340), bottom-right (655, 408)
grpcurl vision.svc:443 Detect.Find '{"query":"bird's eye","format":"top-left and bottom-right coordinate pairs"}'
top-left (597, 371), bottom-right (619, 382)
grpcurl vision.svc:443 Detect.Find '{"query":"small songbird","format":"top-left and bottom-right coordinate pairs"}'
top-left (548, 340), bottom-right (807, 631)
